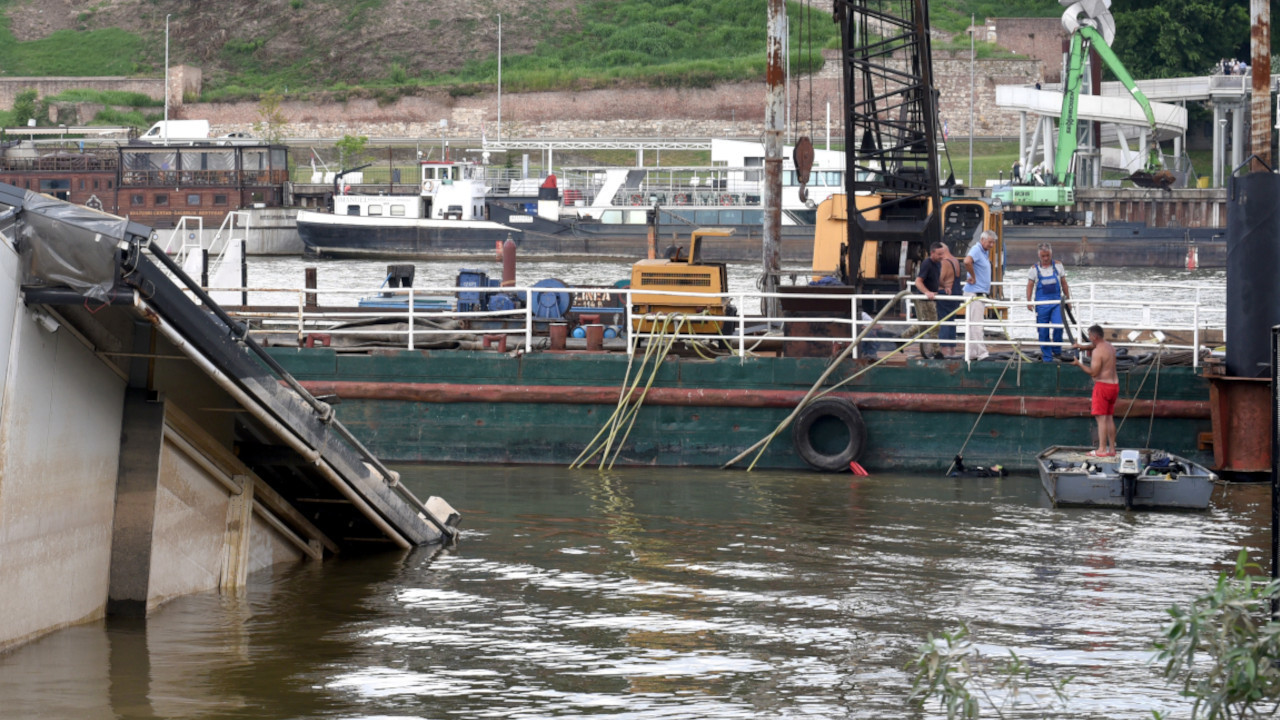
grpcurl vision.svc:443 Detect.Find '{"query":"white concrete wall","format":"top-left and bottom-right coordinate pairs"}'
top-left (148, 440), bottom-right (239, 609)
top-left (0, 239), bottom-right (127, 652)
top-left (0, 230), bottom-right (306, 651)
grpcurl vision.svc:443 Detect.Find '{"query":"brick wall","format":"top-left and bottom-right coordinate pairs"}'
top-left (989, 18), bottom-right (1065, 82)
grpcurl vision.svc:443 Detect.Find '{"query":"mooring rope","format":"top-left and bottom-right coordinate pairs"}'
top-left (570, 313), bottom-right (687, 470)
top-left (945, 349), bottom-right (1019, 477)
top-left (725, 293), bottom-right (978, 471)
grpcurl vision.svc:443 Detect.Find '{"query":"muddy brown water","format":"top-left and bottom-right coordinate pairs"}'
top-left (0, 464), bottom-right (1268, 719)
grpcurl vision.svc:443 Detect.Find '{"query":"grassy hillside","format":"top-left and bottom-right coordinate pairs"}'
top-left (0, 0), bottom-right (1075, 102)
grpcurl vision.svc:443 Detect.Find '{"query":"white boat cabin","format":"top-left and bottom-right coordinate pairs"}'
top-left (334, 160), bottom-right (487, 221)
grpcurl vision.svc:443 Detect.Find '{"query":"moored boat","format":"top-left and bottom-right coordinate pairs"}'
top-left (296, 159), bottom-right (537, 259)
top-left (1037, 445), bottom-right (1218, 510)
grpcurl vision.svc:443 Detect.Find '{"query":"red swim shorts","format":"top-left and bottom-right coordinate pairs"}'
top-left (1091, 381), bottom-right (1119, 416)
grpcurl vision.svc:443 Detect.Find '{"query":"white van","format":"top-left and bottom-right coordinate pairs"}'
top-left (138, 120), bottom-right (211, 143)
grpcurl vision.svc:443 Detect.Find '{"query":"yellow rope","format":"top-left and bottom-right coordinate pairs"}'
top-left (570, 312), bottom-right (688, 470)
top-left (721, 291), bottom-right (957, 470)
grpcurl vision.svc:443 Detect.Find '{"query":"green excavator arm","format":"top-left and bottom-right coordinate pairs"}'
top-left (1054, 24), bottom-right (1162, 187)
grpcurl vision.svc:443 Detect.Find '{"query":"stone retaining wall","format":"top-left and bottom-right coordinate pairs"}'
top-left (8, 55), bottom-right (1041, 140)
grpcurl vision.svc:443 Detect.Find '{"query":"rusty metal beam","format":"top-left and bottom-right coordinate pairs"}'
top-left (1251, 0), bottom-right (1272, 171)
top-left (762, 0), bottom-right (785, 317)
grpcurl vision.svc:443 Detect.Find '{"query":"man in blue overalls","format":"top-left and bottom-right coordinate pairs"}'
top-left (1025, 243), bottom-right (1071, 362)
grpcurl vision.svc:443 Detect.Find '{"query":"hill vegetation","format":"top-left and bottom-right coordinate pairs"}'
top-left (0, 0), bottom-right (1260, 106)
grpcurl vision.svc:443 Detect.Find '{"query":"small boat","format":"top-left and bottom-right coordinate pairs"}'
top-left (296, 159), bottom-right (529, 259)
top-left (1037, 445), bottom-right (1217, 510)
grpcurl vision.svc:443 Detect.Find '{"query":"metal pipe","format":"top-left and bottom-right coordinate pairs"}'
top-left (762, 0), bottom-right (785, 319)
top-left (145, 242), bottom-right (400, 487)
top-left (299, 380), bottom-right (1210, 420)
top-left (145, 307), bottom-right (414, 549)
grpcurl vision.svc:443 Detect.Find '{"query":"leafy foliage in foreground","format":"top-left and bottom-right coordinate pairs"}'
top-left (911, 550), bottom-right (1280, 718)
top-left (1155, 550), bottom-right (1280, 719)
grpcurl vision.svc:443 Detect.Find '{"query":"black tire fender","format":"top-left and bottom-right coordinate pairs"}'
top-left (791, 397), bottom-right (867, 472)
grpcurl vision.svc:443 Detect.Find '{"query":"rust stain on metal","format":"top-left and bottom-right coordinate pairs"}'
top-left (766, 37), bottom-right (786, 85)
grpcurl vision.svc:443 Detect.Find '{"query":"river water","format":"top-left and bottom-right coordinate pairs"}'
top-left (0, 465), bottom-right (1269, 719)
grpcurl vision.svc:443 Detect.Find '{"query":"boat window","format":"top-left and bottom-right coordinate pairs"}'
top-left (624, 210), bottom-right (646, 225)
top-left (107, 180), bottom-right (112, 189)
top-left (154, 194), bottom-right (168, 206)
top-left (79, 179), bottom-right (85, 190)
top-left (346, 205), bottom-right (361, 216)
top-left (824, 171), bottom-right (842, 186)
top-left (131, 194), bottom-right (144, 206)
top-left (694, 210), bottom-right (718, 224)
top-left (214, 194), bottom-right (228, 205)
top-left (788, 209), bottom-right (817, 224)
top-left (600, 210), bottom-right (622, 224)
top-left (368, 204), bottom-right (383, 216)
top-left (187, 194), bottom-right (201, 205)
top-left (667, 209), bottom-right (696, 223)
top-left (783, 170), bottom-right (796, 186)
top-left (720, 209), bottom-right (743, 224)
top-left (389, 204), bottom-right (406, 217)
top-left (742, 210), bottom-right (763, 225)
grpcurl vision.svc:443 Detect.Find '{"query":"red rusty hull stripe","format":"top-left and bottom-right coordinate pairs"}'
top-left (300, 381), bottom-right (1209, 420)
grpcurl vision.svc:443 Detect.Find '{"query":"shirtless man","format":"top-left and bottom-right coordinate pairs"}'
top-left (1073, 325), bottom-right (1119, 457)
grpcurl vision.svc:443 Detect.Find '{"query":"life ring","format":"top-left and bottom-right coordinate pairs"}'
top-left (791, 397), bottom-right (867, 471)
top-left (721, 194), bottom-right (733, 205)
top-left (629, 193), bottom-right (644, 205)
top-left (423, 180), bottom-right (435, 193)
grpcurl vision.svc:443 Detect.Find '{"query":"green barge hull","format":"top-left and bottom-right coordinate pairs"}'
top-left (268, 348), bottom-right (1212, 473)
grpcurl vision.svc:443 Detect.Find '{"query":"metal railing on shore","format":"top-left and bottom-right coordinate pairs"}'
top-left (197, 278), bottom-right (1226, 369)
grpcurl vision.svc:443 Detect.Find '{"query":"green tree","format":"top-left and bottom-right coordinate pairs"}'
top-left (1110, 0), bottom-right (1250, 79)
top-left (334, 133), bottom-right (368, 170)
top-left (252, 89), bottom-right (288, 144)
top-left (11, 89), bottom-right (39, 127)
top-left (1155, 550), bottom-right (1280, 719)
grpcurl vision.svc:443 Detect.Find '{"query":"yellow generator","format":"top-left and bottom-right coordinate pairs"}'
top-left (630, 228), bottom-right (734, 335)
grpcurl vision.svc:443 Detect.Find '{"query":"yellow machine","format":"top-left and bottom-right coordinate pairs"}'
top-left (630, 228), bottom-right (734, 335)
top-left (811, 193), bottom-right (1006, 296)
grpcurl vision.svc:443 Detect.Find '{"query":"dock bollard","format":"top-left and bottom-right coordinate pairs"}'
top-left (550, 323), bottom-right (568, 351)
top-left (585, 324), bottom-right (604, 351)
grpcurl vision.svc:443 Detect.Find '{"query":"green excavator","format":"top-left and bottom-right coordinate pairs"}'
top-left (994, 0), bottom-right (1173, 215)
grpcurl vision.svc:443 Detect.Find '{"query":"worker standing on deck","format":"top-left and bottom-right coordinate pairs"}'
top-left (910, 242), bottom-right (946, 359)
top-left (936, 244), bottom-right (963, 358)
top-left (1025, 243), bottom-right (1071, 362)
top-left (962, 230), bottom-right (996, 362)
top-left (1073, 325), bottom-right (1119, 457)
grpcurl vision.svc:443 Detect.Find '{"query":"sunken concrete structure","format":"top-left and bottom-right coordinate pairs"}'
top-left (0, 183), bottom-right (457, 651)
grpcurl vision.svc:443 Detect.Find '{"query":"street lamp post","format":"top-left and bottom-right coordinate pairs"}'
top-left (497, 14), bottom-right (502, 143)
top-left (163, 13), bottom-right (171, 146)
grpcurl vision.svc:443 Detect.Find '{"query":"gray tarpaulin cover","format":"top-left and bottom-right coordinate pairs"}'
top-left (14, 189), bottom-right (129, 302)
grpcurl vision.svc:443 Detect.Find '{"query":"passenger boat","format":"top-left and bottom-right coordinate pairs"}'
top-left (0, 136), bottom-right (289, 229)
top-left (1037, 445), bottom-right (1217, 510)
top-left (295, 159), bottom-right (536, 259)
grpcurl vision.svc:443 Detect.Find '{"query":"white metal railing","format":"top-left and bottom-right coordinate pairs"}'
top-left (197, 280), bottom-right (1225, 369)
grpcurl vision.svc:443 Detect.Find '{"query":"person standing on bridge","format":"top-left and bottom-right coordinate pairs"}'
top-left (1025, 243), bottom-right (1071, 362)
top-left (962, 230), bottom-right (996, 362)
